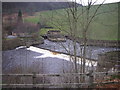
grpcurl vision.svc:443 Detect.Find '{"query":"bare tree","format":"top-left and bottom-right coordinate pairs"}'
top-left (48, 0), bottom-right (106, 83)
top-left (38, 0), bottom-right (119, 88)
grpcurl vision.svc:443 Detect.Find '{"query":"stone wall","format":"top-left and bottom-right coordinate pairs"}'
top-left (67, 36), bottom-right (120, 47)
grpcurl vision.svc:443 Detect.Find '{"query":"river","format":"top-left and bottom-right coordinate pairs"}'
top-left (2, 39), bottom-right (120, 87)
top-left (3, 39), bottom-right (119, 73)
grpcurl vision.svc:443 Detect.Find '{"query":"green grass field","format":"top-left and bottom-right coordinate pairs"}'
top-left (24, 2), bottom-right (119, 41)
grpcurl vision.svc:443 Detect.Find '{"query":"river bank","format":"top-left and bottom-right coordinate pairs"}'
top-left (2, 37), bottom-right (44, 51)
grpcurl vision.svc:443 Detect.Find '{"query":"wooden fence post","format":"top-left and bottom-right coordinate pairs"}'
top-left (32, 72), bottom-right (36, 88)
top-left (88, 70), bottom-right (94, 88)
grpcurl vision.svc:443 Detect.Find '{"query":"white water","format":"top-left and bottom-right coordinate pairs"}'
top-left (39, 39), bottom-right (120, 60)
top-left (27, 46), bottom-right (97, 67)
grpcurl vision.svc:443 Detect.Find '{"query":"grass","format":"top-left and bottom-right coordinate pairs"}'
top-left (110, 75), bottom-right (120, 80)
top-left (24, 2), bottom-right (119, 41)
top-left (40, 28), bottom-right (57, 35)
top-left (24, 16), bottom-right (40, 23)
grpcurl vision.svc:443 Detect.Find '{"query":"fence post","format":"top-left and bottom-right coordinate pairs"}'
top-left (88, 70), bottom-right (94, 88)
top-left (32, 72), bottom-right (36, 88)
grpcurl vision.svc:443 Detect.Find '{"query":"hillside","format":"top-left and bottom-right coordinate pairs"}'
top-left (2, 2), bottom-right (81, 14)
top-left (24, 2), bottom-right (119, 41)
top-left (86, 2), bottom-right (119, 40)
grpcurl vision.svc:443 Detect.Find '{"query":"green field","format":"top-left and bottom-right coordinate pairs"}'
top-left (24, 2), bottom-right (119, 41)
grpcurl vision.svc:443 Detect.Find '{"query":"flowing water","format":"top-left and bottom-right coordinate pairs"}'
top-left (38, 39), bottom-right (119, 60)
top-left (2, 39), bottom-right (120, 87)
